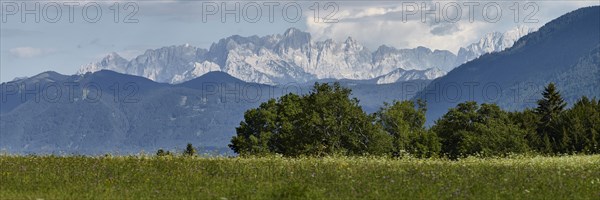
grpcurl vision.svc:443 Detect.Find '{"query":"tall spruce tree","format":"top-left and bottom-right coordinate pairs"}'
top-left (534, 83), bottom-right (567, 153)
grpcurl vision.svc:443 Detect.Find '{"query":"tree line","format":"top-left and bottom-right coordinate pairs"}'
top-left (229, 82), bottom-right (599, 158)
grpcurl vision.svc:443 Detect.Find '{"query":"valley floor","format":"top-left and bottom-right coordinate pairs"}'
top-left (1, 155), bottom-right (599, 199)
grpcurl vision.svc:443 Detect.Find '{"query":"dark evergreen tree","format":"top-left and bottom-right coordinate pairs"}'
top-left (555, 96), bottom-right (600, 153)
top-left (534, 83), bottom-right (567, 153)
top-left (184, 143), bottom-right (197, 156)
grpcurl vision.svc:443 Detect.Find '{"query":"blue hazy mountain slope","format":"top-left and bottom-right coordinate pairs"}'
top-left (0, 70), bottom-right (424, 154)
top-left (415, 6), bottom-right (600, 124)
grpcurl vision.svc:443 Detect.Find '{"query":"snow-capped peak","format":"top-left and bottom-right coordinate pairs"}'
top-left (78, 26), bottom-right (533, 85)
top-left (78, 52), bottom-right (128, 74)
top-left (344, 37), bottom-right (364, 51)
top-left (455, 25), bottom-right (537, 65)
top-left (375, 68), bottom-right (446, 84)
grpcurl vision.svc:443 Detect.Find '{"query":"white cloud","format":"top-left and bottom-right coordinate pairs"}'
top-left (304, 2), bottom-right (487, 52)
top-left (9, 47), bottom-right (56, 58)
top-left (307, 18), bottom-right (485, 53)
top-left (304, 1), bottom-right (600, 53)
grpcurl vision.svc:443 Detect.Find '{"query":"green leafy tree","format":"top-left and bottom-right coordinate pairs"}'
top-left (432, 102), bottom-right (529, 158)
top-left (376, 100), bottom-right (440, 158)
top-left (299, 83), bottom-right (390, 156)
top-left (229, 99), bottom-right (278, 155)
top-left (534, 83), bottom-right (567, 153)
top-left (229, 82), bottom-right (392, 157)
top-left (509, 109), bottom-right (541, 150)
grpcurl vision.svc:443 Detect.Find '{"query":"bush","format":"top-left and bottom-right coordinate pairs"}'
top-left (156, 149), bottom-right (172, 157)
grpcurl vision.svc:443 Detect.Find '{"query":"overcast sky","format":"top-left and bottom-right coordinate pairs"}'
top-left (1, 0), bottom-right (598, 82)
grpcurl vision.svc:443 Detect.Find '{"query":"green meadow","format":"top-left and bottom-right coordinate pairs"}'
top-left (1, 155), bottom-right (599, 199)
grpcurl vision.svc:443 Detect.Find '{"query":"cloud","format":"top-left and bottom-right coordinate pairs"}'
top-left (9, 47), bottom-right (57, 58)
top-left (430, 23), bottom-right (461, 36)
top-left (304, 2), bottom-right (489, 52)
top-left (305, 8), bottom-right (484, 52)
top-left (304, 1), bottom-right (600, 53)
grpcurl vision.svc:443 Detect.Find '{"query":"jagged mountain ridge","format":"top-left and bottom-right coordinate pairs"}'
top-left (375, 68), bottom-right (446, 84)
top-left (454, 25), bottom-right (536, 66)
top-left (79, 26), bottom-right (534, 85)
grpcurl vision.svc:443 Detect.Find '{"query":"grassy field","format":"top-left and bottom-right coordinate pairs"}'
top-left (1, 155), bottom-right (599, 199)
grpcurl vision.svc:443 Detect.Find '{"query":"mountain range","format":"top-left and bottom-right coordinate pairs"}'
top-left (2, 6), bottom-right (598, 154)
top-left (0, 70), bottom-right (428, 154)
top-left (79, 26), bottom-right (534, 85)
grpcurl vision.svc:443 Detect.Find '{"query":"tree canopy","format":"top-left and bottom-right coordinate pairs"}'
top-left (432, 102), bottom-right (529, 158)
top-left (230, 82), bottom-right (392, 156)
top-left (229, 82), bottom-right (599, 158)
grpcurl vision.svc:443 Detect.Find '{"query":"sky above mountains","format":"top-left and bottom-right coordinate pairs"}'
top-left (1, 0), bottom-right (599, 82)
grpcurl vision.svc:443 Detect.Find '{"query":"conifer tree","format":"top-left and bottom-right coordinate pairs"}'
top-left (534, 83), bottom-right (566, 153)
top-left (184, 143), bottom-right (197, 156)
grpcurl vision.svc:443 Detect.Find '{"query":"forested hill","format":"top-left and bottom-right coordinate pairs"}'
top-left (415, 6), bottom-right (600, 124)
